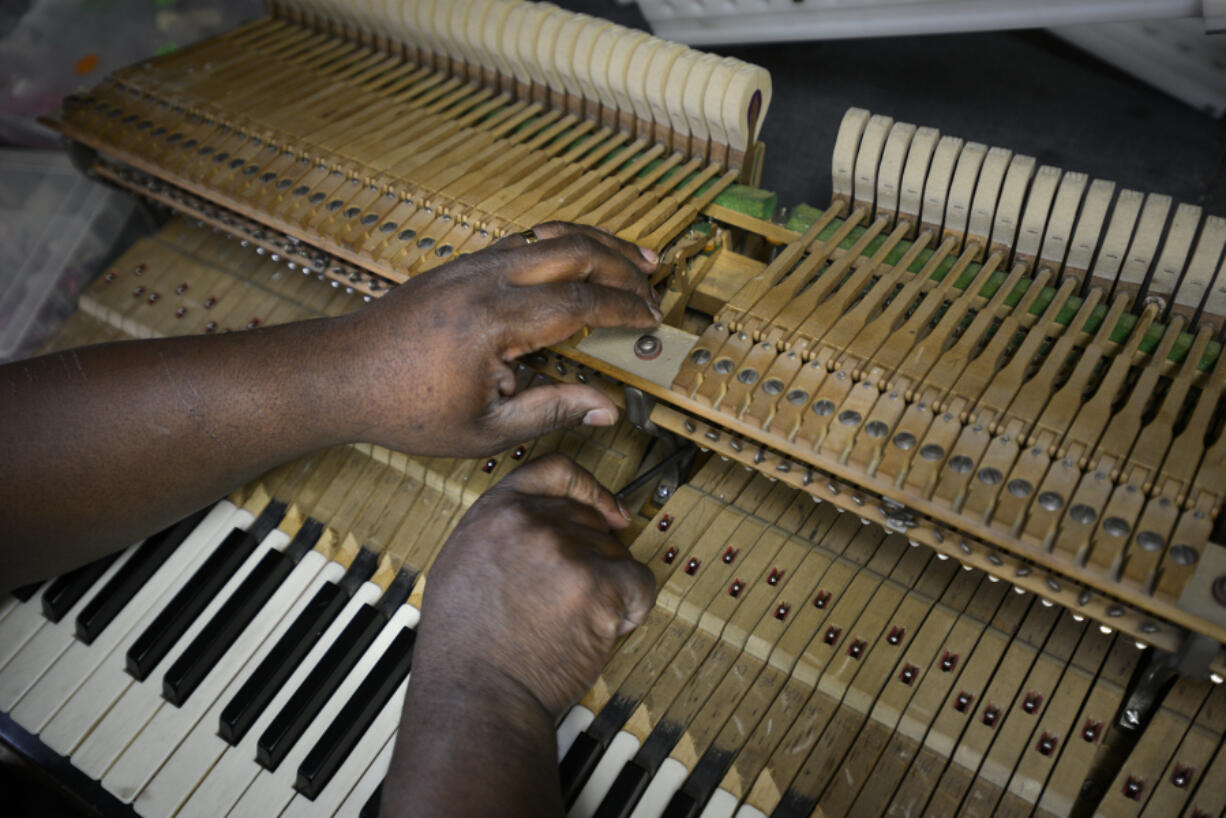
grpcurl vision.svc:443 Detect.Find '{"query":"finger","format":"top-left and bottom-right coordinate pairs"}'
top-left (531, 221), bottom-right (658, 274)
top-left (500, 281), bottom-right (659, 360)
top-left (499, 452), bottom-right (628, 529)
top-left (598, 554), bottom-right (656, 636)
top-left (499, 232), bottom-right (658, 307)
top-left (487, 383), bottom-right (623, 470)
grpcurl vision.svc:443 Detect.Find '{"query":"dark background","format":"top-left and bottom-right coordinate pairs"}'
top-left (555, 0), bottom-right (1226, 218)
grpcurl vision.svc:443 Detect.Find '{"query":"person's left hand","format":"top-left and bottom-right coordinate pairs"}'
top-left (329, 221), bottom-right (660, 457)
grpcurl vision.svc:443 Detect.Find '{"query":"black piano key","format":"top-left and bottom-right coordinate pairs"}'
top-left (218, 548), bottom-right (378, 745)
top-left (661, 789), bottom-right (700, 818)
top-left (359, 781), bottom-right (383, 818)
top-left (257, 568), bottom-right (413, 770)
top-left (162, 520), bottom-right (324, 706)
top-left (666, 745), bottom-right (735, 818)
top-left (41, 552), bottom-right (119, 623)
top-left (11, 581), bottom-right (45, 603)
top-left (125, 501), bottom-right (285, 681)
top-left (561, 694), bottom-right (637, 806)
top-left (594, 759), bottom-right (653, 818)
top-left (75, 506), bottom-right (212, 644)
top-left (560, 731), bottom-right (605, 808)
top-left (256, 604), bottom-right (384, 770)
top-left (294, 627), bottom-right (416, 800)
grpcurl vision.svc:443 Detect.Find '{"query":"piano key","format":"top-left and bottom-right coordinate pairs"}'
top-left (0, 595), bottom-right (18, 625)
top-left (570, 730), bottom-right (642, 818)
top-left (337, 740), bottom-right (391, 818)
top-left (75, 505), bottom-right (212, 644)
top-left (629, 758), bottom-right (689, 818)
top-left (0, 586), bottom-right (54, 669)
top-left (596, 759), bottom-right (653, 818)
top-left (226, 604), bottom-right (417, 818)
top-left (162, 519), bottom-right (324, 707)
top-left (218, 547), bottom-right (378, 745)
top-left (41, 551), bottom-right (122, 623)
top-left (170, 580), bottom-right (384, 818)
top-left (10, 502), bottom-right (240, 735)
top-left (70, 519), bottom-right (277, 780)
top-left (101, 542), bottom-right (328, 804)
top-left (558, 705), bottom-right (597, 762)
top-left (697, 789), bottom-right (740, 818)
top-left (0, 545), bottom-right (135, 711)
top-left (359, 781), bottom-right (384, 818)
top-left (292, 678), bottom-right (408, 816)
top-left (124, 500), bottom-right (285, 681)
top-left (131, 556), bottom-right (345, 818)
top-left (295, 627), bottom-right (416, 799)
top-left (256, 568), bottom-right (413, 772)
top-left (10, 581), bottom-right (44, 604)
top-left (562, 729), bottom-right (610, 807)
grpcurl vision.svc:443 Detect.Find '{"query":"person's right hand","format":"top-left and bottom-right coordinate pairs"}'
top-left (412, 453), bottom-right (657, 718)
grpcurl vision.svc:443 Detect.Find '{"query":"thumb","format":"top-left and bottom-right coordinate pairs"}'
top-left (489, 382), bottom-right (620, 442)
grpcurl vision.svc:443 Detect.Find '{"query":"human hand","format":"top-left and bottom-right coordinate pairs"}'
top-left (335, 222), bottom-right (660, 457)
top-left (414, 453), bottom-right (656, 718)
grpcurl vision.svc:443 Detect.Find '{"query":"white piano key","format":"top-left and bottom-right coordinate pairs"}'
top-left (71, 513), bottom-right (269, 780)
top-left (0, 545), bottom-right (136, 711)
top-left (732, 803), bottom-right (767, 818)
top-left (40, 502), bottom-right (248, 756)
top-left (12, 508), bottom-right (240, 733)
top-left (134, 558), bottom-right (347, 818)
top-left (174, 581), bottom-right (383, 818)
top-left (568, 730), bottom-right (641, 818)
top-left (700, 789), bottom-right (741, 818)
top-left (557, 705), bottom-right (596, 763)
top-left (103, 534), bottom-right (322, 804)
top-left (630, 758), bottom-right (689, 818)
top-left (333, 732), bottom-right (395, 818)
top-left (286, 675), bottom-right (408, 818)
top-left (0, 593), bottom-right (23, 623)
top-left (227, 604), bottom-right (417, 818)
top-left (0, 586), bottom-right (53, 670)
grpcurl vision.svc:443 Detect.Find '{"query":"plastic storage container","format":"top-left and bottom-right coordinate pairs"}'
top-left (0, 149), bottom-right (139, 362)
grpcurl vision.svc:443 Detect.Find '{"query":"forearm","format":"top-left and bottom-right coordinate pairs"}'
top-left (0, 314), bottom-right (364, 587)
top-left (383, 657), bottom-right (564, 817)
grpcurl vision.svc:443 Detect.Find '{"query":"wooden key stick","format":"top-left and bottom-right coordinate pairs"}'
top-left (1136, 682), bottom-right (1226, 818)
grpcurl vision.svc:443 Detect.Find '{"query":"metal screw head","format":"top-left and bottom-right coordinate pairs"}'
top-left (763, 377), bottom-right (784, 395)
top-left (865, 420), bottom-right (889, 438)
top-left (920, 444), bottom-right (945, 462)
top-left (1008, 478), bottom-right (1033, 497)
top-left (948, 455), bottom-right (973, 474)
top-left (1038, 491), bottom-right (1064, 512)
top-left (1136, 531), bottom-right (1164, 552)
top-left (978, 467), bottom-right (1003, 485)
top-left (838, 410), bottom-right (862, 426)
top-left (635, 334), bottom-right (662, 360)
top-left (1069, 504), bottom-right (1097, 525)
top-left (654, 484), bottom-right (672, 501)
top-left (787, 389), bottom-right (808, 405)
top-left (812, 400), bottom-right (836, 416)
top-left (713, 358), bottom-right (734, 374)
top-left (690, 348), bottom-right (712, 366)
top-left (1171, 545), bottom-right (1199, 567)
top-left (737, 368), bottom-right (759, 385)
top-left (1103, 516), bottom-right (1131, 538)
top-left (893, 432), bottom-right (916, 450)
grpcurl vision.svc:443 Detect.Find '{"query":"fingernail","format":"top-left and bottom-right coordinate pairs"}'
top-left (617, 499), bottom-right (631, 521)
top-left (648, 303), bottom-right (663, 322)
top-left (639, 246), bottom-right (658, 265)
top-left (583, 408), bottom-right (615, 426)
top-left (618, 618), bottom-right (639, 636)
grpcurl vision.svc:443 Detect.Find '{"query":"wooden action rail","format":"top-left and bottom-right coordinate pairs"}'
top-left (43, 0), bottom-right (769, 282)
